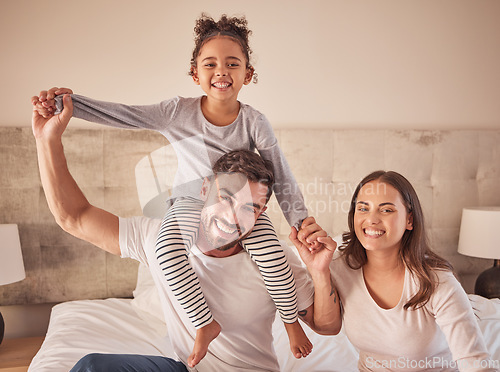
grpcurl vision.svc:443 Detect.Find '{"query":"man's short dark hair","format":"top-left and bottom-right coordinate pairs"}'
top-left (212, 150), bottom-right (275, 202)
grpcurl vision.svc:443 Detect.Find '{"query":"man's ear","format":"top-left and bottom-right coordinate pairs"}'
top-left (191, 67), bottom-right (200, 85)
top-left (257, 205), bottom-right (267, 218)
top-left (200, 177), bottom-right (211, 201)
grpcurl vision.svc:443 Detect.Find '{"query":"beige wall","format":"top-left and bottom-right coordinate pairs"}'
top-left (1, 0), bottom-right (500, 129)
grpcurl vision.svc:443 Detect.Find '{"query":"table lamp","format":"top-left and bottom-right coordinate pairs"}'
top-left (458, 207), bottom-right (500, 299)
top-left (0, 224), bottom-right (26, 345)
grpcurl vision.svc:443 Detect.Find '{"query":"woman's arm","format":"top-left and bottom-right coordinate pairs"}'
top-left (290, 217), bottom-right (342, 335)
top-left (432, 271), bottom-right (497, 371)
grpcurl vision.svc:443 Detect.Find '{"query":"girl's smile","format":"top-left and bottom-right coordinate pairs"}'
top-left (211, 81), bottom-right (232, 89)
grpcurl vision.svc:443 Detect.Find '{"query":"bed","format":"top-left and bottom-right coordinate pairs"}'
top-left (29, 263), bottom-right (500, 372)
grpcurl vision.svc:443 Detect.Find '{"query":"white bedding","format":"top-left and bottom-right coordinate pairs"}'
top-left (28, 298), bottom-right (360, 371)
top-left (29, 265), bottom-right (500, 372)
top-left (28, 298), bottom-right (174, 371)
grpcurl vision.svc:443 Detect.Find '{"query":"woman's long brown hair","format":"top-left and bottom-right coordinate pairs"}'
top-left (339, 170), bottom-right (453, 310)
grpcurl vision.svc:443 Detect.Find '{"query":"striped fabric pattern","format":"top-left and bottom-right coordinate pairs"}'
top-left (155, 197), bottom-right (298, 329)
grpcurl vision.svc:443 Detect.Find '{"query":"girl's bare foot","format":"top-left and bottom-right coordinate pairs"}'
top-left (187, 319), bottom-right (221, 367)
top-left (284, 320), bottom-right (313, 358)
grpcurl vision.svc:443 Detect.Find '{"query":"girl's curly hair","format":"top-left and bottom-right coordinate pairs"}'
top-left (189, 13), bottom-right (254, 75)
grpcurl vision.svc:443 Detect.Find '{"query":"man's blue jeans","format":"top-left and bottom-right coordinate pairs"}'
top-left (70, 353), bottom-right (189, 372)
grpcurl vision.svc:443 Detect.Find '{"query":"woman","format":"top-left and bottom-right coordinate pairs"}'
top-left (290, 170), bottom-right (497, 371)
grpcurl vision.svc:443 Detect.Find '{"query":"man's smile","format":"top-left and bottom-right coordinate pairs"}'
top-left (214, 217), bottom-right (238, 235)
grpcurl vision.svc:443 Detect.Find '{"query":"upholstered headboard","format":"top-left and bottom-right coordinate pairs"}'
top-left (0, 128), bottom-right (498, 304)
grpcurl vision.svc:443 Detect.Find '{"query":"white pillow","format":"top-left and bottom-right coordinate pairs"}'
top-left (131, 263), bottom-right (167, 335)
top-left (468, 294), bottom-right (500, 362)
top-left (133, 262), bottom-right (156, 295)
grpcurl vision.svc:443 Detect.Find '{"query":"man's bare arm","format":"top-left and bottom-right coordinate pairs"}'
top-left (33, 94), bottom-right (120, 255)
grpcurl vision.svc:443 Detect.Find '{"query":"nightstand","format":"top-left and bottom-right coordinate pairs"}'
top-left (0, 337), bottom-right (44, 372)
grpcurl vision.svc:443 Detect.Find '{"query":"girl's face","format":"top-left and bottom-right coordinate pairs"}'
top-left (353, 180), bottom-right (413, 255)
top-left (192, 36), bottom-right (253, 105)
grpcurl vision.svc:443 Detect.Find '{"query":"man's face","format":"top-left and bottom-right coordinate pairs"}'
top-left (198, 173), bottom-right (268, 254)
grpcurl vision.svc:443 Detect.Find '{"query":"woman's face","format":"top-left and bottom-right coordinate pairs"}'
top-left (353, 180), bottom-right (413, 254)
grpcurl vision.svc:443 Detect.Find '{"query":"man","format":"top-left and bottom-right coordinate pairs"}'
top-left (32, 94), bottom-right (339, 371)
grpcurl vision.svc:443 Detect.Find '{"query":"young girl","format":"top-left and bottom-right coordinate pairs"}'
top-left (291, 171), bottom-right (496, 371)
top-left (34, 14), bottom-right (313, 368)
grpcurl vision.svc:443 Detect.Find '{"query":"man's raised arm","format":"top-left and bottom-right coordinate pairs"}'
top-left (32, 94), bottom-right (120, 255)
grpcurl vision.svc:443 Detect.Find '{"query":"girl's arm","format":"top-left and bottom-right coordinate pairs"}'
top-left (54, 94), bottom-right (167, 131)
top-left (35, 87), bottom-right (172, 131)
top-left (253, 117), bottom-right (308, 229)
top-left (431, 271), bottom-right (497, 371)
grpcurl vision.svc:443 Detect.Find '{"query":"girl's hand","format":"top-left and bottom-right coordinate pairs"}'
top-left (32, 94), bottom-right (73, 141)
top-left (289, 217), bottom-right (337, 274)
top-left (32, 87), bottom-right (73, 118)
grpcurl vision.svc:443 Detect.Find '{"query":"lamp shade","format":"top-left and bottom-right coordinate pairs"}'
top-left (458, 207), bottom-right (500, 260)
top-left (0, 224), bottom-right (26, 285)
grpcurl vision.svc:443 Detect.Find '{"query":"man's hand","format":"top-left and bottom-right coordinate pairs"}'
top-left (31, 87), bottom-right (73, 118)
top-left (289, 217), bottom-right (337, 274)
top-left (32, 94), bottom-right (73, 140)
